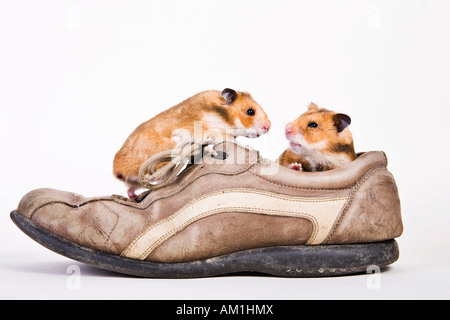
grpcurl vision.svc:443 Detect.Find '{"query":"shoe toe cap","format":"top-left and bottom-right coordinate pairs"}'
top-left (16, 188), bottom-right (85, 219)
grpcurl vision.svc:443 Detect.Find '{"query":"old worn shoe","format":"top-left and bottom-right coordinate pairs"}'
top-left (10, 141), bottom-right (403, 277)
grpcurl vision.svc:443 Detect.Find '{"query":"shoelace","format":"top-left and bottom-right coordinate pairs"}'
top-left (139, 140), bottom-right (219, 191)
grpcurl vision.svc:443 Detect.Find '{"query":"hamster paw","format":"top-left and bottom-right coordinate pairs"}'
top-left (289, 162), bottom-right (303, 171)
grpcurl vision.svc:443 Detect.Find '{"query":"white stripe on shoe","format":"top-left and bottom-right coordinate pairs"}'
top-left (121, 188), bottom-right (349, 260)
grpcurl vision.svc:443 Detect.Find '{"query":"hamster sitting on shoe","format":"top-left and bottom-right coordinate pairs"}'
top-left (114, 88), bottom-right (271, 199)
top-left (277, 102), bottom-right (356, 172)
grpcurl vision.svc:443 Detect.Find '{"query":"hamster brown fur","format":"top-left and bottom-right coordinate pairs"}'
top-left (114, 88), bottom-right (271, 198)
top-left (278, 102), bottom-right (356, 172)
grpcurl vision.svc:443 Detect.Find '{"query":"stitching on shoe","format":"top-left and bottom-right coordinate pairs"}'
top-left (323, 166), bottom-right (386, 243)
top-left (73, 207), bottom-right (117, 251)
top-left (97, 202), bottom-right (121, 252)
top-left (247, 169), bottom-right (353, 191)
top-left (29, 198), bottom-right (116, 219)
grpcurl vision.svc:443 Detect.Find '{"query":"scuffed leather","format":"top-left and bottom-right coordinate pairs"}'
top-left (15, 142), bottom-right (403, 263)
top-left (325, 167), bottom-right (403, 244)
top-left (148, 213), bottom-right (313, 262)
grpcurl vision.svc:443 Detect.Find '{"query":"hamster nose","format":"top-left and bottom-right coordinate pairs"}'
top-left (285, 125), bottom-right (293, 135)
top-left (262, 122), bottom-right (271, 131)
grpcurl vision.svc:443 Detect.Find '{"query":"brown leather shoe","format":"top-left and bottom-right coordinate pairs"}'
top-left (10, 142), bottom-right (403, 277)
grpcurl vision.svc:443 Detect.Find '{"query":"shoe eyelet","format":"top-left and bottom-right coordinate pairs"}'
top-left (211, 151), bottom-right (228, 160)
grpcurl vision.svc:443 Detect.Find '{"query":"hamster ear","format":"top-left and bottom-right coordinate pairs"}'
top-left (333, 113), bottom-right (351, 133)
top-left (308, 102), bottom-right (319, 111)
top-left (221, 88), bottom-right (238, 105)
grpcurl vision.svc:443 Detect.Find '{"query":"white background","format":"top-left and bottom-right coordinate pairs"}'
top-left (1, 0), bottom-right (449, 299)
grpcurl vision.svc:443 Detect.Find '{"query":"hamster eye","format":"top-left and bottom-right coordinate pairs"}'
top-left (308, 122), bottom-right (318, 128)
top-left (246, 108), bottom-right (255, 116)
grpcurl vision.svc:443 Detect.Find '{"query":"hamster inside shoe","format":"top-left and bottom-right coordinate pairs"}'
top-left (278, 102), bottom-right (356, 172)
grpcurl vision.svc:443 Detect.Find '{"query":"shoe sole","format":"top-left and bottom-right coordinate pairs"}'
top-left (11, 210), bottom-right (399, 278)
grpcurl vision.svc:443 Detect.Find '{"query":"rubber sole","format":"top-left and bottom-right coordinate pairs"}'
top-left (10, 210), bottom-right (399, 278)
